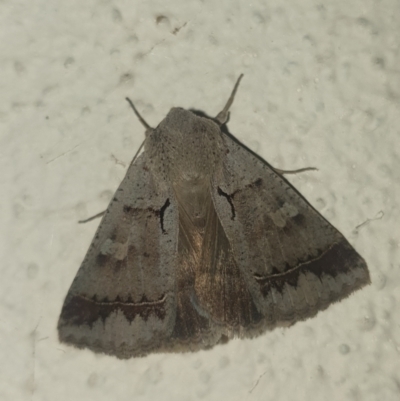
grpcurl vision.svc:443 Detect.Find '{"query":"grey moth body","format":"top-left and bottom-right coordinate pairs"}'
top-left (58, 76), bottom-right (370, 358)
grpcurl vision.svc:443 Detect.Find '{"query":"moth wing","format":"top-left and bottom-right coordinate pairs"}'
top-left (58, 153), bottom-right (179, 358)
top-left (175, 189), bottom-right (264, 338)
top-left (211, 134), bottom-right (370, 329)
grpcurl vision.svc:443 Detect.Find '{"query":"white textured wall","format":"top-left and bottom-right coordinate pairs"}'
top-left (1, 1), bottom-right (399, 400)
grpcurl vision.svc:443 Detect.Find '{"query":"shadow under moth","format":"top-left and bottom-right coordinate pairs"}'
top-left (58, 75), bottom-right (370, 359)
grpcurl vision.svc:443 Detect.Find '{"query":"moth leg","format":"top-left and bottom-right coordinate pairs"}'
top-left (215, 74), bottom-right (244, 125)
top-left (78, 144), bottom-right (144, 225)
top-left (78, 211), bottom-right (106, 224)
top-left (273, 166), bottom-right (318, 175)
top-left (77, 99), bottom-right (150, 226)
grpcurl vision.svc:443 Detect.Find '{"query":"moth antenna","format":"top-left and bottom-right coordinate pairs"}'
top-left (215, 74), bottom-right (244, 125)
top-left (129, 140), bottom-right (145, 168)
top-left (125, 97), bottom-right (154, 132)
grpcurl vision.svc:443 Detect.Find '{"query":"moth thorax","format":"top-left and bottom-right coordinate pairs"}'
top-left (147, 108), bottom-right (224, 182)
top-left (165, 136), bottom-right (223, 183)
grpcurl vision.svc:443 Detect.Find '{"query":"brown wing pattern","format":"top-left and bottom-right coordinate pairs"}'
top-left (211, 134), bottom-right (370, 328)
top-left (59, 126), bottom-right (369, 358)
top-left (58, 153), bottom-right (180, 358)
top-left (166, 177), bottom-right (263, 350)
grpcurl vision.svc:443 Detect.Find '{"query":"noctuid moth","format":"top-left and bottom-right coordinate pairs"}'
top-left (58, 75), bottom-right (370, 358)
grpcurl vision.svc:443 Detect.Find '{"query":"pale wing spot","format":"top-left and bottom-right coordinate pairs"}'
top-left (100, 239), bottom-right (113, 255)
top-left (100, 239), bottom-right (129, 260)
top-left (270, 202), bottom-right (299, 228)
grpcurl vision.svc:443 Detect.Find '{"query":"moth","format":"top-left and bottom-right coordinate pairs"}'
top-left (58, 75), bottom-right (370, 358)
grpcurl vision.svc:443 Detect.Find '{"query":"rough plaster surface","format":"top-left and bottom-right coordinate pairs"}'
top-left (1, 1), bottom-right (399, 400)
